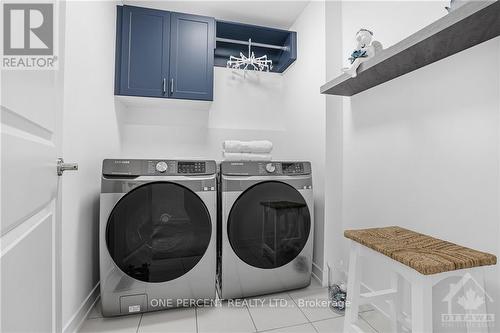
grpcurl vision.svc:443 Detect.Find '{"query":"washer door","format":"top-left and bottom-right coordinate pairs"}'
top-left (106, 182), bottom-right (211, 283)
top-left (228, 181), bottom-right (311, 269)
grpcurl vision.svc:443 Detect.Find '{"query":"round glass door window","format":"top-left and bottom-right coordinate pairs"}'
top-left (106, 182), bottom-right (211, 283)
top-left (228, 181), bottom-right (311, 269)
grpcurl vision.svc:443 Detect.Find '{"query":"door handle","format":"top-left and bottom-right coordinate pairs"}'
top-left (162, 78), bottom-right (166, 94)
top-left (57, 158), bottom-right (78, 176)
top-left (170, 78), bottom-right (174, 94)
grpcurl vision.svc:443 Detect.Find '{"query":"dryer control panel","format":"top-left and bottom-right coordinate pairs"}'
top-left (178, 161), bottom-right (206, 174)
top-left (221, 161), bottom-right (311, 176)
top-left (102, 159), bottom-right (216, 176)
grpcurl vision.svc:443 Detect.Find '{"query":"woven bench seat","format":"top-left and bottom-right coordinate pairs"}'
top-left (343, 226), bottom-right (497, 332)
top-left (344, 226), bottom-right (497, 275)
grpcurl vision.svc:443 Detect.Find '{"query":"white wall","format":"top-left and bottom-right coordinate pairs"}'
top-left (283, 1), bottom-right (326, 281)
top-left (61, 1), bottom-right (120, 331)
top-left (324, 1), bottom-right (500, 330)
top-left (118, 68), bottom-right (288, 159)
top-left (324, 0), bottom-right (345, 284)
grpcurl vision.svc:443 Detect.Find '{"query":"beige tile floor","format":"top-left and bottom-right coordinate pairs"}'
top-left (80, 280), bottom-right (389, 333)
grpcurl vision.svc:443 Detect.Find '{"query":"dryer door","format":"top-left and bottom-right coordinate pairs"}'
top-left (228, 181), bottom-right (311, 269)
top-left (106, 182), bottom-right (211, 282)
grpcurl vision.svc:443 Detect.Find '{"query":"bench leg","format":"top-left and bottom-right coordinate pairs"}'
top-left (388, 272), bottom-right (400, 333)
top-left (411, 276), bottom-right (433, 333)
top-left (344, 241), bottom-right (362, 333)
top-left (465, 268), bottom-right (488, 333)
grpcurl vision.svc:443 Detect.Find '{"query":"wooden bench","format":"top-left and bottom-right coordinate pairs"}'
top-left (343, 226), bottom-right (497, 333)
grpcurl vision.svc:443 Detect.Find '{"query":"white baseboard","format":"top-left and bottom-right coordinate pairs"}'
top-left (312, 262), bottom-right (324, 286)
top-left (63, 283), bottom-right (100, 333)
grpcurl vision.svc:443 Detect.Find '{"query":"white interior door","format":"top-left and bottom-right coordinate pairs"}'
top-left (1, 3), bottom-right (66, 332)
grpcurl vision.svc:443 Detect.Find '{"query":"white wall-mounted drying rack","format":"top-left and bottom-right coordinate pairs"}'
top-left (214, 20), bottom-right (297, 73)
top-left (224, 38), bottom-right (274, 72)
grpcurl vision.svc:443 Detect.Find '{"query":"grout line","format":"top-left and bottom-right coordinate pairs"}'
top-left (256, 321), bottom-right (315, 333)
top-left (287, 292), bottom-right (320, 333)
top-left (309, 313), bottom-right (378, 333)
top-left (135, 314), bottom-right (143, 333)
top-left (245, 305), bottom-right (258, 332)
top-left (310, 316), bottom-right (344, 324)
top-left (359, 313), bottom-right (380, 333)
top-left (287, 292), bottom-right (312, 324)
top-left (311, 321), bottom-right (320, 333)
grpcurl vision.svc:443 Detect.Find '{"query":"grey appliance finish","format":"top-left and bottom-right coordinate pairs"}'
top-left (100, 159), bottom-right (217, 317)
top-left (219, 161), bottom-right (314, 299)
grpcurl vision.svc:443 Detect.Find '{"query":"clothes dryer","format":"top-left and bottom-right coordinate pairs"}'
top-left (218, 161), bottom-right (313, 299)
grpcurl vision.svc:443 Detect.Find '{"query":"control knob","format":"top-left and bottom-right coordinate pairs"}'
top-left (156, 161), bottom-right (168, 173)
top-left (265, 163), bottom-right (276, 173)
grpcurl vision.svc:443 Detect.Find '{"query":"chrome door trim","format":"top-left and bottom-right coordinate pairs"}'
top-left (221, 175), bottom-right (312, 192)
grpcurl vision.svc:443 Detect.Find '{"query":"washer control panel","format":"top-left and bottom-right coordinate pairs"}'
top-left (178, 161), bottom-right (206, 174)
top-left (146, 160), bottom-right (176, 175)
top-left (102, 159), bottom-right (216, 176)
top-left (155, 161), bottom-right (168, 173)
top-left (265, 163), bottom-right (276, 173)
top-left (221, 161), bottom-right (311, 176)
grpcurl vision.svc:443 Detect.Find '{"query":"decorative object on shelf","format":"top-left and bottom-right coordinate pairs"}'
top-left (321, 1), bottom-right (499, 96)
top-left (445, 0), bottom-right (467, 13)
top-left (226, 38), bottom-right (273, 72)
top-left (342, 28), bottom-right (383, 78)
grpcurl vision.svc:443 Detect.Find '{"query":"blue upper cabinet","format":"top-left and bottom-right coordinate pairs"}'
top-left (170, 13), bottom-right (215, 101)
top-left (117, 6), bottom-right (170, 97)
top-left (115, 6), bottom-right (215, 101)
top-left (115, 6), bottom-right (296, 101)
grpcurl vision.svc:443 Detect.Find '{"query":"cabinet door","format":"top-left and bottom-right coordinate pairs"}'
top-left (169, 13), bottom-right (215, 101)
top-left (118, 6), bottom-right (170, 97)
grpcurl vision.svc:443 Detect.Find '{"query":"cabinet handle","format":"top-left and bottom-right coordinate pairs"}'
top-left (170, 78), bottom-right (174, 94)
top-left (162, 78), bottom-right (166, 94)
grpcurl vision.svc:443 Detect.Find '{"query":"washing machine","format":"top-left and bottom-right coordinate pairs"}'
top-left (100, 159), bottom-right (217, 316)
top-left (219, 161), bottom-right (314, 299)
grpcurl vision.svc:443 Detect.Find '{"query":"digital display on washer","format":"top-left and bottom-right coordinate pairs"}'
top-left (178, 161), bottom-right (206, 174)
top-left (282, 163), bottom-right (304, 174)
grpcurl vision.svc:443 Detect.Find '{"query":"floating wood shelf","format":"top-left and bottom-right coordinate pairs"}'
top-left (320, 1), bottom-right (500, 96)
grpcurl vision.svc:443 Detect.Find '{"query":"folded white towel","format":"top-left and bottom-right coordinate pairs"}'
top-left (222, 140), bottom-right (273, 154)
top-left (223, 152), bottom-right (272, 161)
